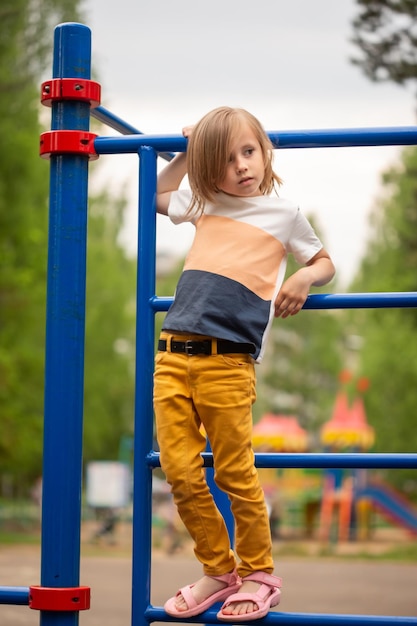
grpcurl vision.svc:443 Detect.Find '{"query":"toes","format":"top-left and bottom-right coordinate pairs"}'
top-left (223, 602), bottom-right (258, 616)
top-left (174, 594), bottom-right (188, 611)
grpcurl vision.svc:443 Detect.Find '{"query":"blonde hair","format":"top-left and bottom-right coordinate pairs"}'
top-left (186, 107), bottom-right (282, 216)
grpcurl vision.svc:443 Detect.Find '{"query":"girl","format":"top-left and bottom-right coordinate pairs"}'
top-left (154, 107), bottom-right (335, 621)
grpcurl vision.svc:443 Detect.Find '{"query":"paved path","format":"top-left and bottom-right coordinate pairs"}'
top-left (1, 546), bottom-right (416, 625)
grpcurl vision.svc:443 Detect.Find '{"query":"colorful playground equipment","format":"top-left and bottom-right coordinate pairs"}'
top-left (252, 414), bottom-right (322, 538)
top-left (1, 21), bottom-right (417, 626)
top-left (252, 413), bottom-right (309, 452)
top-left (319, 373), bottom-right (417, 542)
top-left (253, 376), bottom-right (417, 542)
top-left (355, 480), bottom-right (417, 539)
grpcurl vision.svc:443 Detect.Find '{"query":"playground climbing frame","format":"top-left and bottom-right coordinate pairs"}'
top-left (0, 21), bottom-right (417, 626)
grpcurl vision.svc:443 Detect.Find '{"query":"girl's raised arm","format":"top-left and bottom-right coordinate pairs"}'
top-left (156, 126), bottom-right (193, 215)
top-left (156, 152), bottom-right (187, 215)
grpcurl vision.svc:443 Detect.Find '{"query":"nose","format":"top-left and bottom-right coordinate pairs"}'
top-left (235, 157), bottom-right (247, 173)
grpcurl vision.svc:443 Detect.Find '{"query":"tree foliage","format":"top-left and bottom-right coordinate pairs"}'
top-left (350, 0), bottom-right (417, 96)
top-left (0, 0), bottom-right (84, 491)
top-left (0, 0), bottom-right (138, 493)
top-left (349, 0), bottom-right (417, 495)
top-left (83, 191), bottom-right (137, 463)
top-left (348, 147), bottom-right (417, 492)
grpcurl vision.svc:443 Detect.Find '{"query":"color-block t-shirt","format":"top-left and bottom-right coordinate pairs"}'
top-left (162, 190), bottom-right (323, 362)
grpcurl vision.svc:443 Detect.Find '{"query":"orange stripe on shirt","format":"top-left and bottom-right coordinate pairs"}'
top-left (183, 214), bottom-right (285, 300)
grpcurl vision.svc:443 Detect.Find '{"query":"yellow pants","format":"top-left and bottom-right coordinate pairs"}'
top-left (153, 333), bottom-right (274, 578)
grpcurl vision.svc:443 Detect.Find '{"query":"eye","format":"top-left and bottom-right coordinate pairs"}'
top-left (244, 147), bottom-right (254, 156)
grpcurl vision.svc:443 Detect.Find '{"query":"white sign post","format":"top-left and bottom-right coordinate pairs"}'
top-left (86, 461), bottom-right (131, 508)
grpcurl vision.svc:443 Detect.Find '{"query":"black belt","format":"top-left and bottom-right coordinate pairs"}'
top-left (158, 338), bottom-right (255, 356)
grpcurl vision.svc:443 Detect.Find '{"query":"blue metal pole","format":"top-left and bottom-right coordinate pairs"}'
top-left (93, 126), bottom-right (417, 155)
top-left (146, 451), bottom-right (417, 470)
top-left (302, 292), bottom-right (417, 309)
top-left (91, 105), bottom-right (174, 162)
top-left (150, 292), bottom-right (417, 313)
top-left (131, 146), bottom-right (158, 626)
top-left (205, 442), bottom-right (235, 544)
top-left (269, 126), bottom-right (417, 149)
top-left (146, 606), bottom-right (417, 626)
top-left (40, 22), bottom-right (92, 626)
top-left (0, 588), bottom-right (29, 605)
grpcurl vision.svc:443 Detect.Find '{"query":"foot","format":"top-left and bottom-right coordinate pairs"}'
top-left (220, 580), bottom-right (262, 617)
top-left (174, 575), bottom-right (229, 612)
top-left (217, 572), bottom-right (282, 621)
top-left (164, 569), bottom-right (242, 618)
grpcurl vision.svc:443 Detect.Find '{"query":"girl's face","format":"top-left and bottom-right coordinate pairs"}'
top-left (217, 121), bottom-right (266, 198)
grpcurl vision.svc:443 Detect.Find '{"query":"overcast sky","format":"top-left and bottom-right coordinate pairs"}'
top-left (84, 0), bottom-right (415, 287)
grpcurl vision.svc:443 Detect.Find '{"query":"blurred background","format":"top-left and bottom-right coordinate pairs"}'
top-left (1, 0), bottom-right (417, 561)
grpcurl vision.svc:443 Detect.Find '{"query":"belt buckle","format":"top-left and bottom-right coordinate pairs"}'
top-left (185, 340), bottom-right (197, 356)
top-left (184, 340), bottom-right (211, 355)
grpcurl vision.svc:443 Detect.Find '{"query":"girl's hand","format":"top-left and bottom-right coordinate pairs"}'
top-left (274, 270), bottom-right (311, 318)
top-left (182, 125), bottom-right (194, 139)
top-left (274, 249), bottom-right (335, 318)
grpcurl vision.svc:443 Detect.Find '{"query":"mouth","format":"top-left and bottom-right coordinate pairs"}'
top-left (239, 177), bottom-right (253, 185)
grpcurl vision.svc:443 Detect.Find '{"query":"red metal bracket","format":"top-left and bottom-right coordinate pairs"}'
top-left (41, 78), bottom-right (101, 108)
top-left (29, 585), bottom-right (91, 611)
top-left (40, 130), bottom-right (99, 160)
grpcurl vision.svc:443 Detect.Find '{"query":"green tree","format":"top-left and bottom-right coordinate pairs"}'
top-left (348, 147), bottom-right (417, 492)
top-left (350, 0), bottom-right (417, 495)
top-left (0, 0), bottom-right (83, 492)
top-left (83, 191), bottom-right (137, 463)
top-left (0, 0), bottom-right (139, 493)
top-left (350, 0), bottom-right (417, 98)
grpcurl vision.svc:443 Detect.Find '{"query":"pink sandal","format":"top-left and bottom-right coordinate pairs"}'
top-left (217, 571), bottom-right (282, 622)
top-left (164, 569), bottom-right (241, 618)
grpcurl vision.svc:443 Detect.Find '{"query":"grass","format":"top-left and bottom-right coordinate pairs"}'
top-left (335, 542), bottom-right (417, 562)
top-left (0, 530), bottom-right (40, 546)
top-left (272, 539), bottom-right (417, 561)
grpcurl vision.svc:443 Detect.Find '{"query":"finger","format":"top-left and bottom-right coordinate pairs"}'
top-left (182, 125), bottom-right (194, 138)
top-left (275, 305), bottom-right (288, 318)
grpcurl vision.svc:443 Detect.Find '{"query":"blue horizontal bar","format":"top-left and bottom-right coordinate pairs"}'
top-left (95, 133), bottom-right (186, 154)
top-left (151, 292), bottom-right (417, 313)
top-left (254, 453), bottom-right (417, 470)
top-left (146, 605), bottom-right (417, 626)
top-left (269, 126), bottom-right (417, 149)
top-left (94, 126), bottom-right (417, 155)
top-left (91, 105), bottom-right (173, 161)
top-left (303, 292), bottom-right (417, 309)
top-left (0, 586), bottom-right (29, 605)
top-left (147, 452), bottom-right (417, 470)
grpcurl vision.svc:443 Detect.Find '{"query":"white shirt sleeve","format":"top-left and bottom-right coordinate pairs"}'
top-left (287, 208), bottom-right (323, 265)
top-left (167, 189), bottom-right (194, 225)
